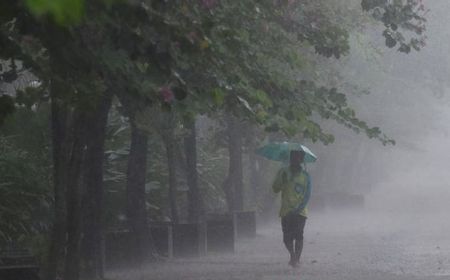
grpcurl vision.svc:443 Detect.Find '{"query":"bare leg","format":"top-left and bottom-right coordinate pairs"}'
top-left (293, 215), bottom-right (307, 266)
top-left (282, 214), bottom-right (296, 266)
top-left (294, 236), bottom-right (303, 265)
top-left (283, 234), bottom-right (295, 265)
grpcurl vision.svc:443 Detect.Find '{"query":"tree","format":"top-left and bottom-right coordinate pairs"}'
top-left (224, 115), bottom-right (244, 211)
top-left (81, 91), bottom-right (113, 279)
top-left (183, 117), bottom-right (204, 222)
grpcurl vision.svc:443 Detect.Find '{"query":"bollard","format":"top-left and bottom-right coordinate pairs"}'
top-left (172, 223), bottom-right (206, 258)
top-left (206, 214), bottom-right (235, 254)
top-left (149, 222), bottom-right (173, 258)
top-left (233, 211), bottom-right (256, 239)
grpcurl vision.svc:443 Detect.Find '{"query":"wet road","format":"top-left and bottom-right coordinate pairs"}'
top-left (109, 211), bottom-right (450, 280)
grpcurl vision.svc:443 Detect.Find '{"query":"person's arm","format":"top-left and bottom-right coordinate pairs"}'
top-left (272, 169), bottom-right (287, 193)
top-left (295, 172), bottom-right (312, 212)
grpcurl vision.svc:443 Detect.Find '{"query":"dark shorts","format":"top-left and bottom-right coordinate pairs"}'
top-left (281, 212), bottom-right (307, 241)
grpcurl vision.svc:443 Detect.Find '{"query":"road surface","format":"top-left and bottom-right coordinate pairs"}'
top-left (109, 211), bottom-right (450, 280)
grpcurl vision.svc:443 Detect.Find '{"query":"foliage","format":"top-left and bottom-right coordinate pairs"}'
top-left (123, 0), bottom-right (388, 144)
top-left (196, 118), bottom-right (230, 212)
top-left (0, 94), bottom-right (15, 125)
top-left (0, 106), bottom-right (51, 245)
top-left (25, 0), bottom-right (85, 25)
top-left (0, 0), bottom-right (428, 145)
top-left (362, 0), bottom-right (427, 53)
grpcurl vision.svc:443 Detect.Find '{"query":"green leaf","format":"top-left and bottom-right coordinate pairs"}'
top-left (25, 0), bottom-right (85, 25)
top-left (211, 88), bottom-right (225, 106)
top-left (251, 90), bottom-right (273, 108)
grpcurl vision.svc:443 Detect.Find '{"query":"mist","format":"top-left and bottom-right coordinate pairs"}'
top-left (316, 0), bottom-right (450, 222)
top-left (3, 1), bottom-right (450, 280)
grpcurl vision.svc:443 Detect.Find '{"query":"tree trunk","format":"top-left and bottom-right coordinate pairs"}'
top-left (225, 116), bottom-right (244, 212)
top-left (126, 122), bottom-right (152, 262)
top-left (64, 111), bottom-right (87, 280)
top-left (48, 95), bottom-right (88, 280)
top-left (248, 152), bottom-right (260, 210)
top-left (222, 176), bottom-right (235, 213)
top-left (245, 125), bottom-right (261, 210)
top-left (46, 81), bottom-right (70, 280)
top-left (81, 92), bottom-right (112, 279)
top-left (116, 91), bottom-right (157, 263)
top-left (183, 118), bottom-right (204, 223)
top-left (163, 125), bottom-right (179, 224)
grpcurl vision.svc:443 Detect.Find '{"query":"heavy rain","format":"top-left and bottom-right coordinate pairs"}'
top-left (1, 0), bottom-right (450, 280)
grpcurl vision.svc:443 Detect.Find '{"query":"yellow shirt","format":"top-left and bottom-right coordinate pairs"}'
top-left (272, 167), bottom-right (311, 217)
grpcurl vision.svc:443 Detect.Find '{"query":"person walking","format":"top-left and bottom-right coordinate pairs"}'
top-left (272, 150), bottom-right (312, 267)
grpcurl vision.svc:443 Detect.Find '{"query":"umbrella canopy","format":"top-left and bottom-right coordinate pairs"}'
top-left (256, 141), bottom-right (317, 163)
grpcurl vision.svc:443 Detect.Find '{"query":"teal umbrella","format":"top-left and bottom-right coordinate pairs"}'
top-left (256, 141), bottom-right (317, 163)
